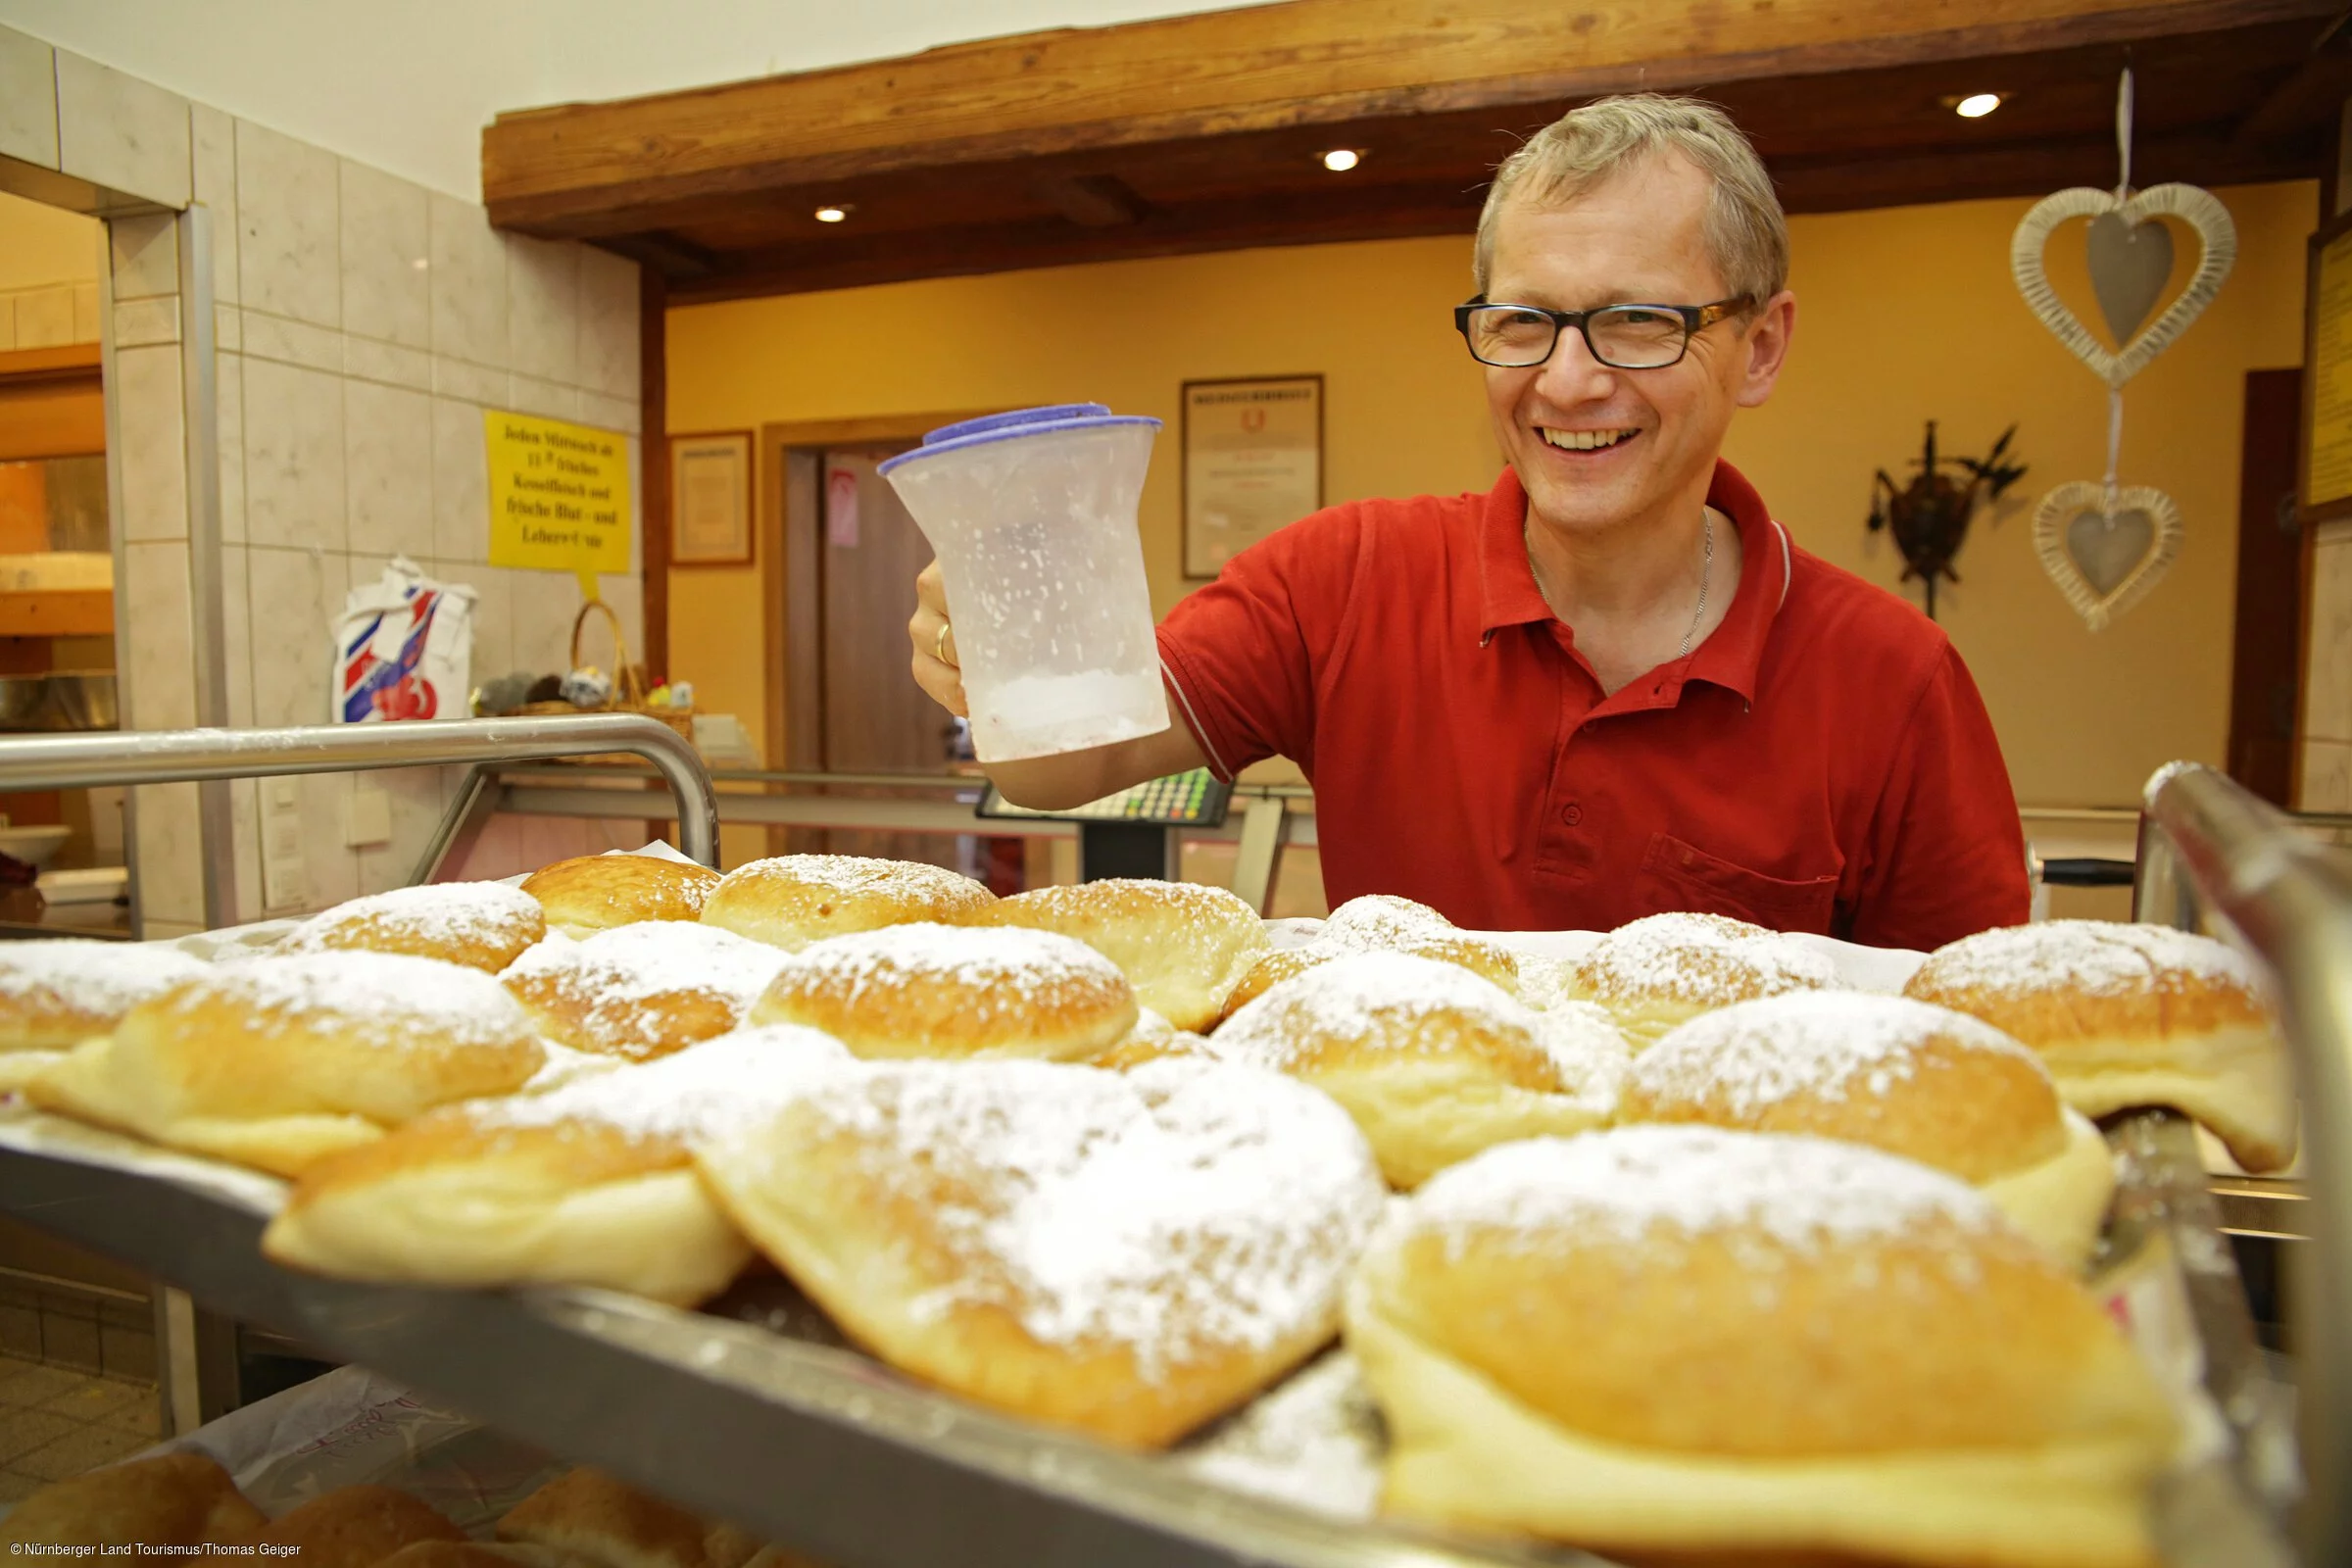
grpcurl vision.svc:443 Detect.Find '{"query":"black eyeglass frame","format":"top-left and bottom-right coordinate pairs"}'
top-left (1452, 296), bottom-right (1755, 369)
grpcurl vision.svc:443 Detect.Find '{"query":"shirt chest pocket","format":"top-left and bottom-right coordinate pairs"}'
top-left (1639, 832), bottom-right (1841, 934)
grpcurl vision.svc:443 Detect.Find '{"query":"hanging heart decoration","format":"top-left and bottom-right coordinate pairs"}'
top-left (2009, 184), bottom-right (2236, 387)
top-left (2031, 480), bottom-right (2183, 631)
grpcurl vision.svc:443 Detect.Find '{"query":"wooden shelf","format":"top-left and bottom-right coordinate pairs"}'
top-left (0, 589), bottom-right (113, 635)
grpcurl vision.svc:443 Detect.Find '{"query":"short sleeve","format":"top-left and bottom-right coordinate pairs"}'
top-left (1155, 507), bottom-right (1361, 781)
top-left (1848, 644), bottom-right (2031, 951)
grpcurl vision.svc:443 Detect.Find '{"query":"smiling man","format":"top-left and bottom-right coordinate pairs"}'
top-left (908, 95), bottom-right (2028, 949)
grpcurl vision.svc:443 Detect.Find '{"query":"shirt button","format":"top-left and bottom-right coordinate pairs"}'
top-left (1560, 801), bottom-right (1584, 827)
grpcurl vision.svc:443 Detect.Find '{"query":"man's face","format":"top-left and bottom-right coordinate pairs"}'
top-left (1481, 152), bottom-right (1793, 540)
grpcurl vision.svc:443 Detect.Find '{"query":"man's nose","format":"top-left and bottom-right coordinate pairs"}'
top-left (1535, 324), bottom-right (1616, 404)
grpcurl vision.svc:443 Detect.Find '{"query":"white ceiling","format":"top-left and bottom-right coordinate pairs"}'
top-left (0, 0), bottom-right (1281, 202)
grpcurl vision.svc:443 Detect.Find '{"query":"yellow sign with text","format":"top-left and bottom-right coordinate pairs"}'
top-left (484, 411), bottom-right (631, 572)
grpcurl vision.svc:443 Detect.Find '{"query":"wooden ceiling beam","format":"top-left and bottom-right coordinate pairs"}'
top-left (483, 0), bottom-right (2331, 236)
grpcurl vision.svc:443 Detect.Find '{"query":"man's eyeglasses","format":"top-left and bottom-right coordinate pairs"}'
top-left (1453, 297), bottom-right (1752, 370)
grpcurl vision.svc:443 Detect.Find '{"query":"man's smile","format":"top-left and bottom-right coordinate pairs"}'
top-left (1537, 425), bottom-right (1642, 453)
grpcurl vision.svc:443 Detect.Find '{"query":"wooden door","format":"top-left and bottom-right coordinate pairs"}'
top-left (2229, 368), bottom-right (2302, 807)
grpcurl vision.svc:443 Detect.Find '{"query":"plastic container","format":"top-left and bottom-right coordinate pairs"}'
top-left (880, 404), bottom-right (1171, 762)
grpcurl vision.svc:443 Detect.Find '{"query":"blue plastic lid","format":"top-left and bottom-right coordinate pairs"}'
top-left (879, 403), bottom-right (1160, 475)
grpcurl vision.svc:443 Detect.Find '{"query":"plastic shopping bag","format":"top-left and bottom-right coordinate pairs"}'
top-left (333, 557), bottom-right (476, 723)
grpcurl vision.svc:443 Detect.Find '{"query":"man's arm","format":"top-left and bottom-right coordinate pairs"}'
top-left (907, 561), bottom-right (1207, 808)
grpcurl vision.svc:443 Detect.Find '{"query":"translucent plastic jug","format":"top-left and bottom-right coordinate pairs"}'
top-left (880, 404), bottom-right (1170, 762)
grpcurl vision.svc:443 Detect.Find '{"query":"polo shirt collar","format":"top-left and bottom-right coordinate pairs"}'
top-left (1477, 459), bottom-right (1792, 704)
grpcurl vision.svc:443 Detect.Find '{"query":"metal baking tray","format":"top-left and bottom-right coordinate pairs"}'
top-left (0, 1106), bottom-right (2296, 1568)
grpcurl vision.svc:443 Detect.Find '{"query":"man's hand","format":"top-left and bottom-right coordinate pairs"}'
top-left (907, 560), bottom-right (966, 717)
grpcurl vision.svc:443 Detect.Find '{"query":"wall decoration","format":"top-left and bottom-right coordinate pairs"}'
top-left (2301, 211), bottom-right (2352, 524)
top-left (1867, 422), bottom-right (2028, 619)
top-left (1182, 374), bottom-right (1323, 579)
top-left (670, 430), bottom-right (754, 565)
top-left (2009, 69), bottom-right (2234, 632)
top-left (485, 410), bottom-right (632, 573)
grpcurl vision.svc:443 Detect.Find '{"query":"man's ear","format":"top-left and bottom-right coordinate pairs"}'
top-left (1735, 290), bottom-right (1797, 409)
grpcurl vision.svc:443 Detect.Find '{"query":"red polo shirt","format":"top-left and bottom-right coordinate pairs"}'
top-left (1157, 462), bottom-right (2028, 949)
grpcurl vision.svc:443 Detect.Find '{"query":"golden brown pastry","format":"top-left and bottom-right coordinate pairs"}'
top-left (0, 938), bottom-right (209, 1092)
top-left (498, 1467), bottom-right (763, 1568)
top-left (1624, 991), bottom-right (2115, 1265)
top-left (1903, 919), bottom-right (2295, 1173)
top-left (1212, 953), bottom-right (1627, 1188)
top-left (27, 952), bottom-right (544, 1176)
top-left (0, 1451), bottom-right (266, 1547)
top-left (697, 1056), bottom-right (1386, 1448)
top-left (230, 1485), bottom-right (465, 1568)
top-left (520, 854), bottom-right (724, 939)
top-left (975, 878), bottom-right (1266, 1031)
top-left (1348, 1126), bottom-right (2178, 1568)
top-left (1567, 910), bottom-right (1839, 1047)
top-left (748, 923), bottom-right (1136, 1061)
top-left (1218, 896), bottom-right (1522, 1024)
top-left (1090, 1006), bottom-right (1222, 1070)
top-left (264, 1027), bottom-right (852, 1304)
top-left (501, 923), bottom-right (792, 1061)
top-left (699, 855), bottom-right (994, 952)
top-left (275, 881), bottom-right (546, 972)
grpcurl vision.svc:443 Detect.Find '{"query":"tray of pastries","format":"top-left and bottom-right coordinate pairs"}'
top-left (0, 850), bottom-right (2308, 1567)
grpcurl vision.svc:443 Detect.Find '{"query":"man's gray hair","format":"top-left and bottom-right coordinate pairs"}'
top-left (1473, 95), bottom-right (1788, 307)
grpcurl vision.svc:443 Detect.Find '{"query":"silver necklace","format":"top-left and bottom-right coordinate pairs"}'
top-left (1526, 511), bottom-right (1716, 661)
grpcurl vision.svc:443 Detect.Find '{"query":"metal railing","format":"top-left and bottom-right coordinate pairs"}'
top-left (2135, 764), bottom-right (2352, 1566)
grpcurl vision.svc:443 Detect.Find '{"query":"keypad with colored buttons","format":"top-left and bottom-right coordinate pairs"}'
top-left (977, 768), bottom-right (1232, 827)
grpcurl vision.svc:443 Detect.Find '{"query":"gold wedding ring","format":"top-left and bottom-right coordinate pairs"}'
top-left (935, 622), bottom-right (957, 668)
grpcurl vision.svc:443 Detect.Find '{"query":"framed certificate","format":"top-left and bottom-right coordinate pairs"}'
top-left (670, 430), bottom-right (754, 565)
top-left (2303, 210), bottom-right (2352, 526)
top-left (1182, 375), bottom-right (1323, 579)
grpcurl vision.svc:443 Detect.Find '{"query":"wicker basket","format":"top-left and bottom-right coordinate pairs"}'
top-left (521, 600), bottom-right (694, 765)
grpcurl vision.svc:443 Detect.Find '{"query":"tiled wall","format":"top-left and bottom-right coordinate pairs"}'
top-left (2, 21), bottom-right (653, 934)
top-left (2303, 518), bottom-right (2352, 812)
top-left (0, 280), bottom-right (100, 350)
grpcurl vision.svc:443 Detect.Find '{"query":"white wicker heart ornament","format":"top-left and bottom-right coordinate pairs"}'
top-left (2032, 481), bottom-right (2182, 631)
top-left (2010, 184), bottom-right (2235, 388)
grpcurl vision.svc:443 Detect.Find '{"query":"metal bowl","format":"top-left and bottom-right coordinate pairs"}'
top-left (45, 673), bottom-right (117, 731)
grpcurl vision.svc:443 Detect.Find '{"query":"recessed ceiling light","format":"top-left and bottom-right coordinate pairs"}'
top-left (814, 204), bottom-right (852, 222)
top-left (1955, 93), bottom-right (2002, 119)
top-left (1320, 148), bottom-right (1361, 172)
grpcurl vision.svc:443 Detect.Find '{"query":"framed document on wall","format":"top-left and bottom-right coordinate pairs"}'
top-left (1182, 374), bottom-right (1322, 579)
top-left (670, 430), bottom-right (754, 565)
top-left (2304, 210), bottom-right (2352, 527)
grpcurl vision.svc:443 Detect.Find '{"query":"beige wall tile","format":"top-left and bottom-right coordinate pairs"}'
top-left (345, 380), bottom-right (433, 561)
top-left (220, 543), bottom-right (252, 727)
top-left (71, 281), bottom-right (98, 343)
top-left (217, 350), bottom-right (245, 544)
top-left (236, 118), bottom-right (338, 328)
top-left (14, 286), bottom-right (73, 349)
top-left (0, 24), bottom-right (58, 170)
top-left (579, 391), bottom-right (640, 436)
top-left (2306, 531), bottom-right (2352, 745)
top-left (191, 104), bottom-right (237, 305)
top-left (510, 567), bottom-right (579, 678)
top-left (226, 776), bottom-right (262, 924)
top-left (576, 247), bottom-right (638, 397)
top-left (340, 159), bottom-right (429, 350)
top-left (508, 373), bottom-right (578, 421)
top-left (240, 309), bottom-right (342, 373)
top-left (2302, 740), bottom-right (2352, 813)
top-left (506, 232), bottom-right (577, 384)
top-left (432, 355), bottom-right (506, 405)
top-left (432, 560), bottom-right (511, 676)
top-left (111, 295), bottom-right (178, 348)
top-left (122, 541), bottom-right (195, 729)
top-left (246, 544), bottom-right (334, 726)
top-left (357, 766), bottom-right (457, 894)
top-left (242, 358), bottom-right (346, 551)
top-left (131, 781), bottom-right (206, 930)
top-left (55, 50), bottom-right (189, 208)
top-left (215, 303), bottom-right (241, 351)
top-left (115, 344), bottom-right (186, 542)
top-left (429, 193), bottom-right (506, 368)
top-left (299, 772), bottom-right (360, 912)
top-left (596, 573), bottom-right (644, 663)
top-left (432, 398), bottom-right (489, 564)
top-left (345, 334), bottom-right (431, 391)
top-left (109, 212), bottom-right (177, 302)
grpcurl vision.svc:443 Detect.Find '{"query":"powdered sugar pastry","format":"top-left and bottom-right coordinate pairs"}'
top-left (0, 940), bottom-right (208, 1015)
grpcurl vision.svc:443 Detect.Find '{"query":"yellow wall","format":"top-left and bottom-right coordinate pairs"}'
top-left (666, 179), bottom-right (2311, 809)
top-left (0, 190), bottom-right (101, 293)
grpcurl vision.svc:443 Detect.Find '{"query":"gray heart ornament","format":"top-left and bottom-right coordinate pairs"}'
top-left (2032, 480), bottom-right (2183, 631)
top-left (2085, 212), bottom-right (2174, 346)
top-left (2011, 184), bottom-right (2235, 387)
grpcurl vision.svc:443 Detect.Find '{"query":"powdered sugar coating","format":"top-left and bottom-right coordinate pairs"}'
top-left (1182, 1349), bottom-right (1384, 1519)
top-left (1319, 894), bottom-right (1456, 951)
top-left (1391, 1125), bottom-right (2004, 1257)
top-left (772, 922), bottom-right (1128, 1018)
top-left (503, 920), bottom-right (792, 1048)
top-left (482, 1025), bottom-right (853, 1142)
top-left (277, 881), bottom-right (542, 955)
top-left (156, 951), bottom-right (533, 1047)
top-left (0, 940), bottom-right (208, 1019)
top-left (796, 1056), bottom-right (1384, 1374)
top-left (1911, 919), bottom-right (2265, 1002)
top-left (721, 854), bottom-right (987, 903)
top-left (1577, 912), bottom-right (1840, 1004)
top-left (1634, 992), bottom-right (2047, 1117)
